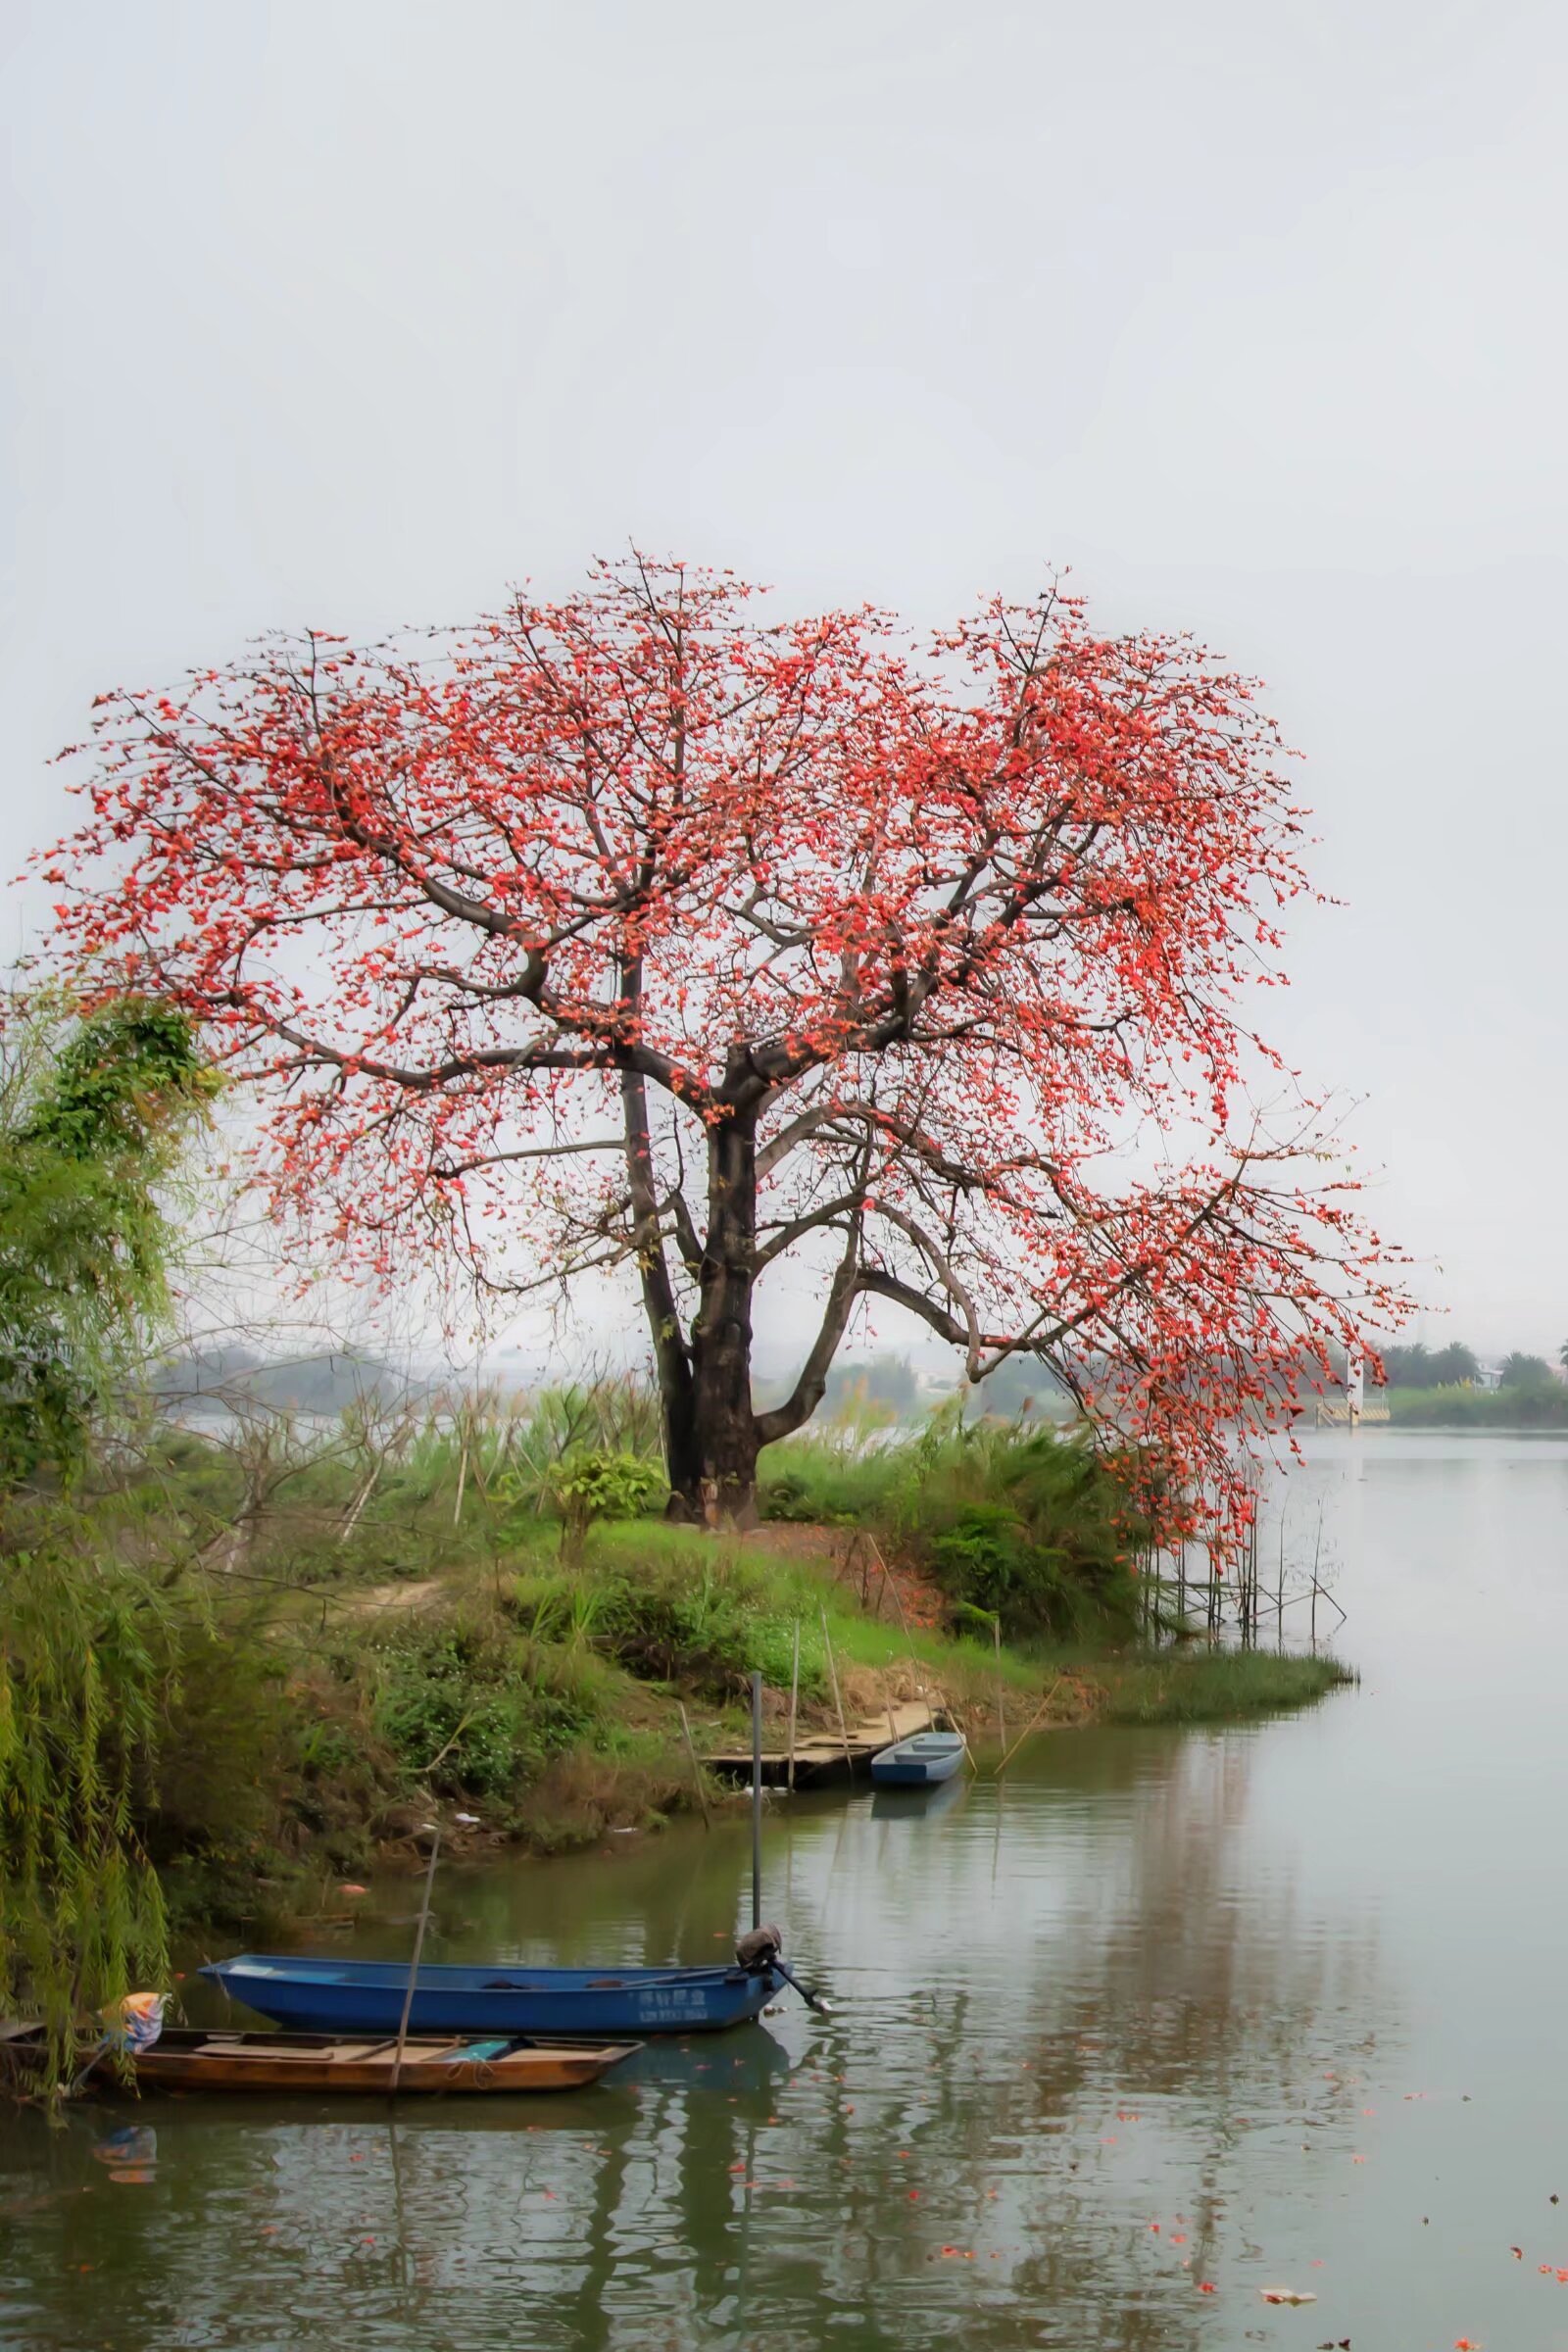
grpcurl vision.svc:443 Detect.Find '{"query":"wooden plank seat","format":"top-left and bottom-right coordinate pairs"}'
top-left (193, 2036), bottom-right (445, 2062)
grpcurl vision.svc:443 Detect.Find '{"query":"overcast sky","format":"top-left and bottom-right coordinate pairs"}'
top-left (4, 0), bottom-right (1564, 1358)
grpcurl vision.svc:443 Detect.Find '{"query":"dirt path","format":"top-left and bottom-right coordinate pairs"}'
top-left (330, 1577), bottom-right (448, 1617)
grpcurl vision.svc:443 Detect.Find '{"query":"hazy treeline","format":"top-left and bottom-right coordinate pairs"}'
top-left (1373, 1343), bottom-right (1564, 1390)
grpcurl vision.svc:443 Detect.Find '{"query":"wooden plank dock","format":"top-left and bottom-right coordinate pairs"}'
top-left (708, 1697), bottom-right (940, 1789)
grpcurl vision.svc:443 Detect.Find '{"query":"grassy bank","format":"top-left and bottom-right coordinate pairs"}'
top-left (152, 1543), bottom-right (1350, 1931)
top-left (7, 1398), bottom-right (1351, 1938)
top-left (1385, 1384), bottom-right (1568, 1428)
top-left (131, 1430), bottom-right (1353, 1929)
top-left (1083, 1646), bottom-right (1350, 1724)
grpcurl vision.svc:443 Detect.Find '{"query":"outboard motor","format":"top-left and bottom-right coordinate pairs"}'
top-left (735, 1923), bottom-right (830, 2014)
top-left (735, 1923), bottom-right (784, 1973)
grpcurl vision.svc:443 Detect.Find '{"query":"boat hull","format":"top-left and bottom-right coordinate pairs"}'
top-left (0, 2024), bottom-right (637, 2096)
top-left (203, 1954), bottom-right (784, 2037)
top-left (869, 1733), bottom-right (967, 1788)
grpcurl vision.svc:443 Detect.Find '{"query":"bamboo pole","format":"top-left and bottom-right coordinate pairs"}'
top-left (337, 1464), bottom-right (380, 1545)
top-left (992, 1618), bottom-right (1006, 1750)
top-left (786, 1621), bottom-right (801, 1794)
top-left (677, 1703), bottom-right (711, 1830)
top-left (872, 1535), bottom-right (916, 1648)
top-left (992, 1679), bottom-right (1064, 1779)
top-left (819, 1606), bottom-right (854, 1775)
top-left (871, 1538), bottom-right (934, 1723)
top-left (391, 1825), bottom-right (441, 2093)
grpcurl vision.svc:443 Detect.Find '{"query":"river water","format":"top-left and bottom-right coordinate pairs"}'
top-left (4, 1431), bottom-right (1567, 2351)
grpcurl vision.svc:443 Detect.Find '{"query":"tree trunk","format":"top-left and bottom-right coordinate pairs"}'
top-left (681, 1106), bottom-right (761, 1527)
top-left (619, 1057), bottom-right (701, 1519)
top-left (660, 1376), bottom-right (705, 1524)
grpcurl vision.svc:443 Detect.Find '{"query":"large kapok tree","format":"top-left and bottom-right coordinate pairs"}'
top-left (40, 557), bottom-right (1407, 1539)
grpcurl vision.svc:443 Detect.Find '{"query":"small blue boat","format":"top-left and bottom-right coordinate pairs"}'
top-left (201, 1952), bottom-right (785, 2038)
top-left (871, 1771), bottom-right (967, 1822)
top-left (869, 1730), bottom-right (968, 1788)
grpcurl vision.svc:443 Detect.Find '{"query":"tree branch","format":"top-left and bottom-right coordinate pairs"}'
top-left (753, 1216), bottom-right (866, 1446)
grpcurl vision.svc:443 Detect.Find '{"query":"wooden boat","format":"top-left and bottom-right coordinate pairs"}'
top-left (869, 1729), bottom-right (968, 1788)
top-left (0, 2021), bottom-right (637, 2096)
top-left (202, 1951), bottom-right (784, 2036)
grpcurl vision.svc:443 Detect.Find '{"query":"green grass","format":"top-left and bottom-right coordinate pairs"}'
top-left (588, 1522), bottom-right (1044, 1700)
top-left (757, 1436), bottom-right (910, 1523)
top-left (1386, 1385), bottom-right (1568, 1428)
top-left (1090, 1647), bottom-right (1352, 1725)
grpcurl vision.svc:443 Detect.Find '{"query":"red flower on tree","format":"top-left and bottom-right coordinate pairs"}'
top-left (40, 555), bottom-right (1408, 1531)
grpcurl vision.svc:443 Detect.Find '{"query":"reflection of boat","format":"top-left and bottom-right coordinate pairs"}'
top-left (0, 2022), bottom-right (636, 2097)
top-left (622, 2024), bottom-right (795, 2095)
top-left (870, 1731), bottom-right (967, 1788)
top-left (203, 1952), bottom-right (784, 2037)
top-left (870, 1770), bottom-right (968, 1821)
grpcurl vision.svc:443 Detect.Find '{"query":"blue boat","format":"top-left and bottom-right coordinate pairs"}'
top-left (201, 1952), bottom-right (785, 2038)
top-left (871, 1770), bottom-right (967, 1822)
top-left (869, 1730), bottom-right (968, 1788)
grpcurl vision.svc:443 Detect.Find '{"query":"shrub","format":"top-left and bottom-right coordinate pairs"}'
top-left (548, 1446), bottom-right (663, 1553)
top-left (757, 1441), bottom-right (906, 1525)
top-left (583, 1544), bottom-right (818, 1699)
top-left (138, 1619), bottom-right (297, 1866)
top-left (370, 1619), bottom-right (601, 1799)
top-left (898, 1424), bottom-right (1148, 1642)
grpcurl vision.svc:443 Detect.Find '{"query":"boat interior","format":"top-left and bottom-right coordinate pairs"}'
top-left (172, 2034), bottom-right (522, 2065)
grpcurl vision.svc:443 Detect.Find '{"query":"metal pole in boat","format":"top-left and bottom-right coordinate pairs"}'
top-left (391, 1822), bottom-right (441, 2094)
top-left (750, 1670), bottom-right (763, 1933)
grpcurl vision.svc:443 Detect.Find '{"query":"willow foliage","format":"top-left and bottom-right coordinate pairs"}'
top-left (0, 996), bottom-right (216, 1486)
top-left (0, 1538), bottom-right (181, 2085)
top-left (0, 993), bottom-right (214, 2089)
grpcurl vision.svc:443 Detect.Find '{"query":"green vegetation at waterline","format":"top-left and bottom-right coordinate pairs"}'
top-left (3, 1399), bottom-right (1348, 1948)
top-left (72, 1496), bottom-right (1351, 1927)
top-left (1369, 1340), bottom-right (1568, 1423)
top-left (1088, 1646), bottom-right (1351, 1724)
top-left (1384, 1382), bottom-right (1568, 1427)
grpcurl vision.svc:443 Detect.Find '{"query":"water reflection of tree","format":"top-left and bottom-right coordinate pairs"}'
top-left (1, 1731), bottom-right (1390, 2352)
